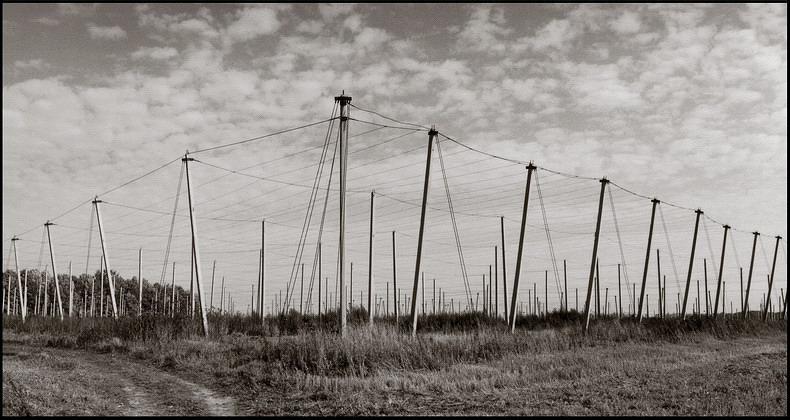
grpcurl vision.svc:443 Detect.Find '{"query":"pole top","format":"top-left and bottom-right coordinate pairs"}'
top-left (695, 208), bottom-right (703, 214)
top-left (753, 231), bottom-right (760, 235)
top-left (11, 236), bottom-right (19, 241)
top-left (600, 177), bottom-right (609, 184)
top-left (776, 235), bottom-right (782, 239)
top-left (526, 161), bottom-right (536, 170)
top-left (92, 198), bottom-right (102, 204)
top-left (428, 125), bottom-right (438, 136)
top-left (44, 221), bottom-right (53, 226)
top-left (651, 198), bottom-right (660, 204)
top-left (723, 224), bottom-right (731, 229)
top-left (334, 91), bottom-right (352, 103)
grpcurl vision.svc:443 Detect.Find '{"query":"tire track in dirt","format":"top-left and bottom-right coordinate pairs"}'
top-left (3, 343), bottom-right (236, 416)
top-left (86, 352), bottom-right (238, 416)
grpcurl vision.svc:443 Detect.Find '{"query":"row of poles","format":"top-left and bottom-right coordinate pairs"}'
top-left (5, 93), bottom-right (787, 339)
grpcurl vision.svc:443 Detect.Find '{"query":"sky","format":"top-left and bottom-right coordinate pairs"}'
top-left (2, 3), bottom-right (787, 316)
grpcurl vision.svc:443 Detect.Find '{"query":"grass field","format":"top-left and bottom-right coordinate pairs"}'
top-left (2, 311), bottom-right (787, 415)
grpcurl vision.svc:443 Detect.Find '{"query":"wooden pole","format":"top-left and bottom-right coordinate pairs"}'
top-left (11, 237), bottom-right (26, 321)
top-left (495, 247), bottom-right (499, 316)
top-left (681, 209), bottom-right (703, 319)
top-left (93, 199), bottom-right (119, 319)
top-left (595, 260), bottom-right (600, 318)
top-left (183, 155), bottom-right (210, 335)
top-left (617, 263), bottom-right (622, 317)
top-left (421, 272), bottom-right (425, 316)
top-left (545, 270), bottom-right (548, 317)
top-left (336, 93), bottom-right (351, 336)
top-left (190, 238), bottom-right (195, 318)
top-left (137, 249), bottom-right (142, 317)
top-left (44, 222), bottom-right (65, 320)
top-left (300, 263), bottom-right (304, 314)
top-left (409, 128), bottom-right (436, 336)
top-left (742, 232), bottom-right (759, 318)
top-left (713, 225), bottom-right (729, 316)
top-left (368, 191), bottom-right (375, 326)
top-left (392, 231), bottom-right (398, 323)
top-left (170, 262), bottom-right (175, 317)
top-left (656, 250), bottom-right (662, 318)
top-left (318, 243), bottom-right (322, 318)
top-left (69, 262), bottom-right (73, 317)
top-left (220, 276), bottom-right (225, 315)
top-left (210, 260), bottom-right (216, 312)
top-left (703, 258), bottom-right (709, 315)
top-left (762, 236), bottom-right (781, 321)
top-left (637, 199), bottom-right (659, 321)
top-left (509, 163), bottom-right (536, 333)
top-left (583, 178), bottom-right (609, 331)
top-left (500, 216), bottom-right (509, 320)
top-left (433, 278), bottom-right (436, 314)
top-left (564, 259), bottom-right (568, 312)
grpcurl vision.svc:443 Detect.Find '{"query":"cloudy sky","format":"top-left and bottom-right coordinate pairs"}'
top-left (3, 3), bottom-right (786, 315)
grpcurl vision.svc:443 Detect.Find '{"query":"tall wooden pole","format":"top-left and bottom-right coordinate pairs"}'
top-left (544, 270), bottom-right (548, 317)
top-left (595, 260), bottom-right (601, 318)
top-left (68, 262), bottom-right (73, 317)
top-left (318, 243), bottom-right (322, 317)
top-left (258, 219), bottom-right (270, 323)
top-left (183, 155), bottom-right (209, 335)
top-left (489, 265), bottom-right (492, 315)
top-left (392, 231), bottom-right (398, 323)
top-left (409, 128), bottom-right (436, 336)
top-left (336, 93), bottom-right (351, 336)
top-left (741, 232), bottom-right (759, 318)
top-left (713, 225), bottom-right (729, 316)
top-left (681, 209), bottom-right (703, 320)
top-left (583, 178), bottom-right (609, 331)
top-left (762, 236), bottom-right (781, 321)
top-left (564, 259), bottom-right (568, 312)
top-left (190, 238), bottom-right (195, 318)
top-left (11, 237), bottom-right (26, 322)
top-left (617, 263), bottom-right (622, 317)
top-left (368, 191), bottom-right (375, 326)
top-left (508, 163), bottom-right (536, 333)
top-left (220, 276), bottom-right (225, 314)
top-left (703, 258), bottom-right (709, 315)
top-left (637, 198), bottom-right (659, 321)
top-left (170, 262), bottom-right (176, 317)
top-left (656, 250), bottom-right (662, 318)
top-left (137, 248), bottom-right (142, 316)
top-left (93, 199), bottom-right (118, 319)
top-left (500, 216), bottom-right (508, 320)
top-left (210, 260), bottom-right (216, 312)
top-left (495, 247), bottom-right (499, 317)
top-left (44, 222), bottom-right (65, 321)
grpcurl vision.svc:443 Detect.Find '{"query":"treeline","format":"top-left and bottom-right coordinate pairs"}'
top-left (2, 268), bottom-right (205, 318)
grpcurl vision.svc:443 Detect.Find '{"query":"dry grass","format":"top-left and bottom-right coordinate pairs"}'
top-left (3, 311), bottom-right (787, 415)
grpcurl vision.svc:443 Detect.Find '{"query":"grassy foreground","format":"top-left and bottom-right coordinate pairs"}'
top-left (3, 311), bottom-right (787, 415)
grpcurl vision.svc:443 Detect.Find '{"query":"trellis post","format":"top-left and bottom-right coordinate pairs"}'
top-left (44, 222), bottom-right (65, 321)
top-left (741, 232), bottom-right (759, 319)
top-left (583, 178), bottom-right (609, 331)
top-left (762, 236), bottom-right (781, 321)
top-left (508, 163), bottom-right (536, 333)
top-left (713, 225), bottom-right (729, 316)
top-left (637, 198), bottom-right (659, 321)
top-left (681, 209), bottom-right (703, 320)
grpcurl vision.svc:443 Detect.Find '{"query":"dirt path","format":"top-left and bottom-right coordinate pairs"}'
top-left (2, 342), bottom-right (236, 416)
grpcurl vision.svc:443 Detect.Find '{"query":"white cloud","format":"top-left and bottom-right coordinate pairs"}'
top-left (87, 23), bottom-right (127, 40)
top-left (14, 59), bottom-right (47, 69)
top-left (456, 5), bottom-right (511, 53)
top-left (33, 16), bottom-right (59, 26)
top-left (318, 4), bottom-right (355, 21)
top-left (130, 46), bottom-right (179, 61)
top-left (295, 20), bottom-right (323, 34)
top-left (226, 6), bottom-right (280, 43)
top-left (610, 10), bottom-right (642, 34)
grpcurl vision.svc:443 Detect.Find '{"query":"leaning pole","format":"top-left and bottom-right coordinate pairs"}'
top-left (410, 128), bottom-right (437, 336)
top-left (183, 154), bottom-right (210, 337)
